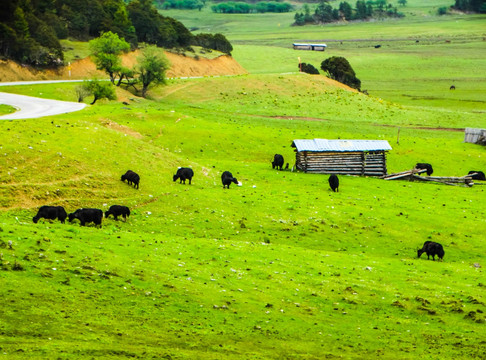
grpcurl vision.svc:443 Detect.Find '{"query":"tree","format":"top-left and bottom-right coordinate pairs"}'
top-left (320, 56), bottom-right (361, 91)
top-left (135, 45), bottom-right (169, 97)
top-left (300, 63), bottom-right (320, 74)
top-left (315, 0), bottom-right (334, 22)
top-left (398, 0), bottom-right (407, 6)
top-left (303, 4), bottom-right (314, 22)
top-left (339, 2), bottom-right (353, 19)
top-left (82, 79), bottom-right (117, 104)
top-left (89, 31), bottom-right (130, 85)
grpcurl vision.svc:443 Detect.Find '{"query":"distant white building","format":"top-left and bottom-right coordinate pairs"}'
top-left (293, 43), bottom-right (327, 51)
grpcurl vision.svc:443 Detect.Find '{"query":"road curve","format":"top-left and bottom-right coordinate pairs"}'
top-left (0, 91), bottom-right (86, 120)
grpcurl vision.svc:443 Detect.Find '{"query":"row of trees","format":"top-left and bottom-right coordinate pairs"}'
top-left (299, 57), bottom-right (361, 91)
top-left (159, 0), bottom-right (205, 10)
top-left (0, 0), bottom-right (232, 66)
top-left (211, 1), bottom-right (293, 13)
top-left (294, 0), bottom-right (404, 25)
top-left (453, 0), bottom-right (486, 12)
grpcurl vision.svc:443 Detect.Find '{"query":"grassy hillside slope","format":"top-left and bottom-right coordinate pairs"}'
top-left (0, 72), bottom-right (484, 358)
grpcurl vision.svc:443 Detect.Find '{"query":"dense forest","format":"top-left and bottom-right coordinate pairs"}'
top-left (0, 0), bottom-right (232, 67)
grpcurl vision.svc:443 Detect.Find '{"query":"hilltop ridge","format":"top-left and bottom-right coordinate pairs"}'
top-left (0, 51), bottom-right (247, 83)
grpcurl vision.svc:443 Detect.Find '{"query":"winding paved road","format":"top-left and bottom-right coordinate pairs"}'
top-left (0, 81), bottom-right (87, 120)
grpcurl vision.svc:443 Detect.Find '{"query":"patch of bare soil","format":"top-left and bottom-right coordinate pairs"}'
top-left (98, 118), bottom-right (143, 139)
top-left (0, 51), bottom-right (247, 82)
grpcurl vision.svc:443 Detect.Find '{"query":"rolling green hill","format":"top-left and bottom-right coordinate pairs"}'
top-left (0, 4), bottom-right (485, 358)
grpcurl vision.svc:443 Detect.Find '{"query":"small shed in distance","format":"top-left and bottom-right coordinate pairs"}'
top-left (464, 128), bottom-right (486, 145)
top-left (293, 43), bottom-right (327, 51)
top-left (291, 139), bottom-right (392, 177)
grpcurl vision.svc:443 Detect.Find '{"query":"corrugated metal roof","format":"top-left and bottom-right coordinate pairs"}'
top-left (291, 139), bottom-right (392, 152)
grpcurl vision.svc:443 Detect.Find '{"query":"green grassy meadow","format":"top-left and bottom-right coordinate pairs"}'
top-left (1, 2), bottom-right (485, 359)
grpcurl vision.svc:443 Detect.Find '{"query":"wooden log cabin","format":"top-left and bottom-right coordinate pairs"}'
top-left (291, 139), bottom-right (392, 177)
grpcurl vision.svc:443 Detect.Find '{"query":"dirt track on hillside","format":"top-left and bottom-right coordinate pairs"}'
top-left (0, 51), bottom-right (247, 82)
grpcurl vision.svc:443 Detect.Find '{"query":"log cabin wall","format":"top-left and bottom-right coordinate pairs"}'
top-left (295, 150), bottom-right (387, 176)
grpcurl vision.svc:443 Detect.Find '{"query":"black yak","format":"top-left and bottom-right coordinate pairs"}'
top-left (417, 241), bottom-right (444, 261)
top-left (105, 205), bottom-right (130, 221)
top-left (328, 174), bottom-right (339, 192)
top-left (415, 163), bottom-right (433, 176)
top-left (222, 171), bottom-right (238, 189)
top-left (33, 206), bottom-right (67, 224)
top-left (173, 167), bottom-right (194, 184)
top-left (468, 171), bottom-right (485, 181)
top-left (272, 154), bottom-right (284, 170)
top-left (68, 208), bottom-right (103, 227)
top-left (121, 170), bottom-right (140, 189)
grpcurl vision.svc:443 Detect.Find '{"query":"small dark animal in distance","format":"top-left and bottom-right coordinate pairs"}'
top-left (328, 174), bottom-right (339, 192)
top-left (417, 241), bottom-right (444, 261)
top-left (272, 154), bottom-right (284, 170)
top-left (221, 171), bottom-right (238, 189)
top-left (468, 171), bottom-right (485, 181)
top-left (68, 208), bottom-right (103, 228)
top-left (105, 205), bottom-right (130, 221)
top-left (450, 85), bottom-right (456, 90)
top-left (415, 163), bottom-right (433, 176)
top-left (374, 45), bottom-right (381, 48)
top-left (33, 206), bottom-right (67, 224)
top-left (121, 170), bottom-right (140, 189)
top-left (173, 167), bottom-right (194, 184)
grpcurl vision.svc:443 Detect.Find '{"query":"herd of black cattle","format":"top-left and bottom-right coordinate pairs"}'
top-left (31, 155), bottom-right (485, 261)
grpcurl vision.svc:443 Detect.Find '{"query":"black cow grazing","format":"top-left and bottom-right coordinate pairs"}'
top-left (121, 170), bottom-right (140, 189)
top-left (468, 171), bottom-right (485, 181)
top-left (328, 174), bottom-right (339, 192)
top-left (105, 205), bottom-right (130, 221)
top-left (33, 206), bottom-right (67, 224)
top-left (415, 163), bottom-right (434, 176)
top-left (450, 85), bottom-right (456, 90)
top-left (68, 208), bottom-right (103, 227)
top-left (272, 154), bottom-right (284, 170)
top-left (173, 167), bottom-right (194, 184)
top-left (374, 44), bottom-right (381, 48)
top-left (221, 171), bottom-right (239, 189)
top-left (417, 241), bottom-right (445, 261)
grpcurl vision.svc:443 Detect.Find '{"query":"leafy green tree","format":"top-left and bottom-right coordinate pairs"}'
top-left (83, 79), bottom-right (117, 104)
top-left (315, 0), bottom-right (335, 22)
top-left (303, 4), bottom-right (314, 22)
top-left (355, 0), bottom-right (368, 19)
top-left (89, 31), bottom-right (130, 85)
top-left (320, 56), bottom-right (361, 91)
top-left (398, 0), bottom-right (407, 6)
top-left (339, 1), bottom-right (353, 19)
top-left (193, 33), bottom-right (233, 55)
top-left (135, 45), bottom-right (169, 97)
top-left (294, 12), bottom-right (305, 25)
top-left (13, 8), bottom-right (30, 39)
top-left (300, 63), bottom-right (320, 74)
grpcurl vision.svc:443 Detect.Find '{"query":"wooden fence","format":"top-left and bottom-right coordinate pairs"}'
top-left (383, 170), bottom-right (475, 187)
